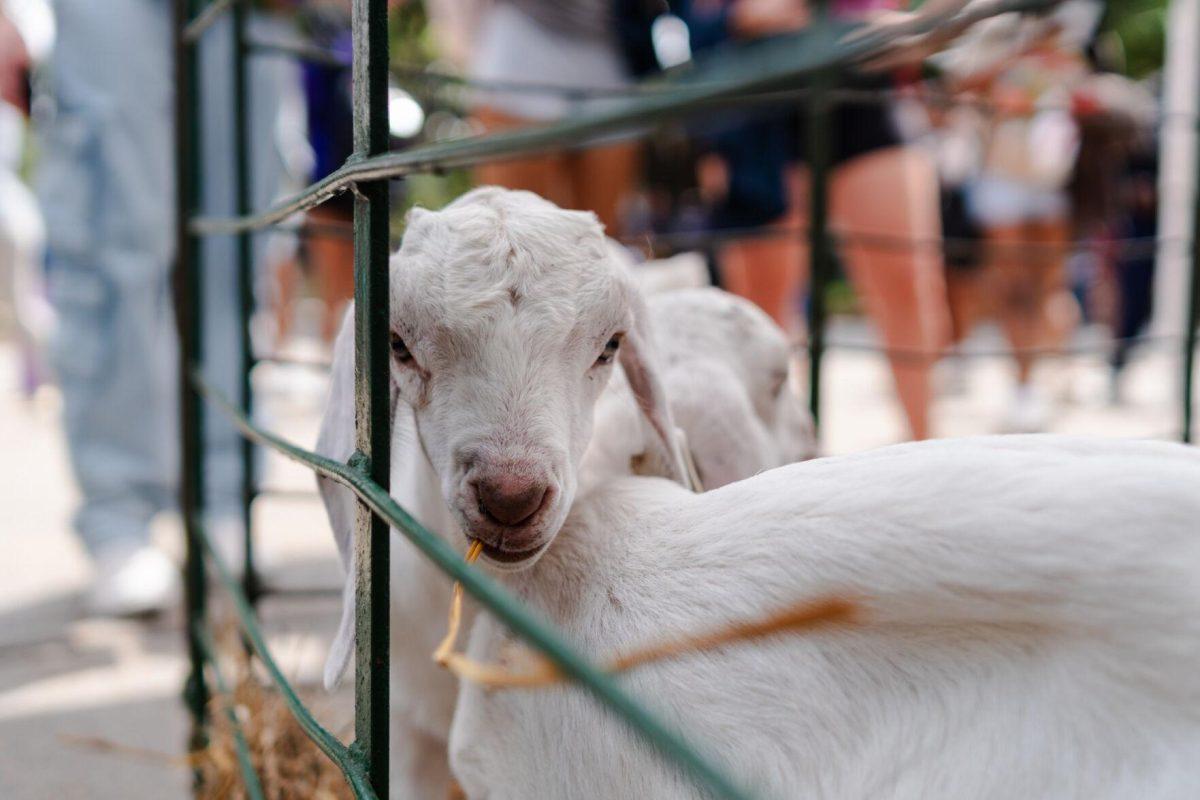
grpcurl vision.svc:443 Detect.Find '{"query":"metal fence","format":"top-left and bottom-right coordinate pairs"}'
top-left (173, 1), bottom-right (1200, 798)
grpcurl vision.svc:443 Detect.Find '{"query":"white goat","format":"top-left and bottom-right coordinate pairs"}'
top-left (450, 437), bottom-right (1200, 799)
top-left (315, 187), bottom-right (810, 796)
top-left (303, 190), bottom-right (1200, 799)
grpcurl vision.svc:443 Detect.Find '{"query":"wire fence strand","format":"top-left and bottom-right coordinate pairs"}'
top-left (191, 0), bottom-right (1060, 236)
top-left (182, 0), bottom-right (241, 43)
top-left (194, 626), bottom-right (269, 800)
top-left (193, 508), bottom-right (380, 800)
top-left (190, 368), bottom-right (757, 800)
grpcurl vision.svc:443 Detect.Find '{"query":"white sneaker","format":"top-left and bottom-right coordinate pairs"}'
top-left (1002, 384), bottom-right (1049, 434)
top-left (87, 542), bottom-right (178, 618)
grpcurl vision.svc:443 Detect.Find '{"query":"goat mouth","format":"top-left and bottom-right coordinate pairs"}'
top-left (468, 538), bottom-right (545, 566)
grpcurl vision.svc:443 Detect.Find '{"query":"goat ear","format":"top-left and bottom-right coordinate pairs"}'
top-left (405, 206), bottom-right (431, 227)
top-left (315, 308), bottom-right (357, 689)
top-left (316, 305), bottom-right (400, 690)
top-left (618, 296), bottom-right (690, 488)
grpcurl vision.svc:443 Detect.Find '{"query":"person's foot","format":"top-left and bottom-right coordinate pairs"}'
top-left (87, 542), bottom-right (178, 618)
top-left (1002, 383), bottom-right (1048, 434)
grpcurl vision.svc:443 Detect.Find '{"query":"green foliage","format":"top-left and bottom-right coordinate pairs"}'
top-left (394, 169), bottom-right (474, 222)
top-left (1099, 0), bottom-right (1167, 78)
top-left (389, 0), bottom-right (437, 67)
top-left (825, 278), bottom-right (860, 316)
top-left (388, 1), bottom-right (476, 214)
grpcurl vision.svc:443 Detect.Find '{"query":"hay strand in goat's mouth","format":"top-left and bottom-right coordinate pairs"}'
top-left (434, 540), bottom-right (859, 689)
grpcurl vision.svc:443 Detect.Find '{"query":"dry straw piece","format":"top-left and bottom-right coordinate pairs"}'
top-left (195, 632), bottom-right (354, 800)
top-left (434, 539), bottom-right (859, 689)
top-left (61, 631), bottom-right (354, 799)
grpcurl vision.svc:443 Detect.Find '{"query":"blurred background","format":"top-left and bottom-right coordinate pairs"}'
top-left (0, 0), bottom-right (1192, 796)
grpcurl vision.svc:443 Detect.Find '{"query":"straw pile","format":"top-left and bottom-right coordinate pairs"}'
top-left (195, 641), bottom-right (353, 800)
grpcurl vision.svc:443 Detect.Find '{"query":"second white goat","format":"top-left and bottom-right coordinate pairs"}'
top-left (449, 435), bottom-right (1200, 799)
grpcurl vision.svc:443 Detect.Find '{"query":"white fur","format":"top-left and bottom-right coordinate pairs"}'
top-left (450, 436), bottom-right (1200, 799)
top-left (650, 288), bottom-right (816, 480)
top-left (625, 248), bottom-right (711, 295)
top-left (315, 188), bottom-right (808, 797)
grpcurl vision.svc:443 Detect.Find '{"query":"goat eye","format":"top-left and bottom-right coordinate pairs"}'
top-left (594, 335), bottom-right (622, 367)
top-left (390, 332), bottom-right (413, 364)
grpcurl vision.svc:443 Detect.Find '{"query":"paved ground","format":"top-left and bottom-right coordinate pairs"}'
top-left (0, 331), bottom-right (344, 799)
top-left (0, 315), bottom-right (1190, 798)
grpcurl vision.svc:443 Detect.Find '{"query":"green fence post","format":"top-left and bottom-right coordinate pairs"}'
top-left (1187, 235), bottom-right (1200, 442)
top-left (231, 0), bottom-right (260, 601)
top-left (805, 24), bottom-right (835, 431)
top-left (351, 0), bottom-right (391, 794)
top-left (173, 0), bottom-right (209, 772)
top-left (1184, 69), bottom-right (1200, 442)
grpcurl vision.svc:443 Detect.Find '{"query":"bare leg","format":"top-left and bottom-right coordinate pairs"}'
top-left (987, 222), bottom-right (1053, 385)
top-left (986, 216), bottom-right (1072, 430)
top-left (945, 267), bottom-right (988, 346)
top-left (307, 204), bottom-right (356, 345)
top-left (570, 139), bottom-right (640, 236)
top-left (718, 167), bottom-right (809, 334)
top-left (1030, 217), bottom-right (1077, 353)
top-left (831, 146), bottom-right (950, 440)
top-left (472, 107), bottom-right (574, 209)
top-left (270, 253), bottom-right (299, 346)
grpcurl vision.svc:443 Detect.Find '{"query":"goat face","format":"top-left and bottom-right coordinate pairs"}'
top-left (388, 188), bottom-right (678, 570)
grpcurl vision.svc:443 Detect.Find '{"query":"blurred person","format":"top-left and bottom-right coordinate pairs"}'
top-left (0, 0), bottom-right (34, 109)
top-left (465, 0), bottom-right (644, 235)
top-left (897, 88), bottom-right (986, 392)
top-left (275, 0), bottom-right (406, 348)
top-left (934, 109), bottom-right (986, 371)
top-left (957, 3), bottom-right (1100, 431)
top-left (1063, 70), bottom-right (1158, 402)
top-left (1107, 152), bottom-right (1156, 400)
top-left (0, 0), bottom-right (54, 397)
top-left (298, 1), bottom-right (355, 345)
top-left (686, 0), bottom-right (952, 441)
top-left (33, 0), bottom-right (299, 616)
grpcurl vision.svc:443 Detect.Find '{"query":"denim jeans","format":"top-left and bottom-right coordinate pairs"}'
top-left (37, 0), bottom-right (300, 554)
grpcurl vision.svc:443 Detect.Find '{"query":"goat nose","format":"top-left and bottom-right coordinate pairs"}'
top-left (476, 475), bottom-right (548, 527)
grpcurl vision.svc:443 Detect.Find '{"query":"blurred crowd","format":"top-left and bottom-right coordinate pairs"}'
top-left (0, 0), bottom-right (1169, 616)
